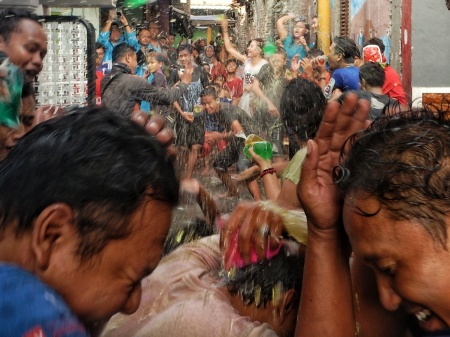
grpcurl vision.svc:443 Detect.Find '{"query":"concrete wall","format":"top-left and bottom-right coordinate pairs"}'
top-left (411, 0), bottom-right (450, 102)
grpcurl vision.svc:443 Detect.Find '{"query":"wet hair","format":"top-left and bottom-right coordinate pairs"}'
top-left (176, 43), bottom-right (193, 55)
top-left (307, 47), bottom-right (324, 58)
top-left (247, 38), bottom-right (265, 56)
top-left (226, 243), bottom-right (304, 308)
top-left (364, 37), bottom-right (385, 53)
top-left (137, 28), bottom-right (150, 36)
top-left (226, 58), bottom-right (238, 66)
top-left (200, 85), bottom-right (219, 99)
top-left (147, 21), bottom-right (160, 29)
top-left (146, 51), bottom-right (166, 64)
top-left (163, 217), bottom-right (214, 255)
top-left (0, 9), bottom-right (41, 43)
top-left (112, 42), bottom-right (135, 62)
top-left (280, 78), bottom-right (327, 142)
top-left (333, 36), bottom-right (359, 63)
top-left (336, 110), bottom-right (450, 246)
top-left (95, 42), bottom-right (105, 52)
top-left (0, 107), bottom-right (178, 260)
top-left (359, 62), bottom-right (385, 88)
top-left (110, 22), bottom-right (120, 33)
top-left (214, 74), bottom-right (226, 83)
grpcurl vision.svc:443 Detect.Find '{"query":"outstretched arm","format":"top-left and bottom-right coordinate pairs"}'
top-left (295, 93), bottom-right (371, 337)
top-left (219, 18), bottom-right (247, 63)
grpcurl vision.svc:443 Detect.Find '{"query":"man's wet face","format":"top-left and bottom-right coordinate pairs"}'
top-left (344, 195), bottom-right (450, 333)
top-left (110, 26), bottom-right (121, 43)
top-left (43, 199), bottom-right (173, 324)
top-left (0, 19), bottom-right (47, 83)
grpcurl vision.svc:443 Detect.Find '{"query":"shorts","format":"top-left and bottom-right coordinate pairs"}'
top-left (174, 112), bottom-right (205, 148)
top-left (203, 132), bottom-right (228, 156)
top-left (213, 138), bottom-right (250, 173)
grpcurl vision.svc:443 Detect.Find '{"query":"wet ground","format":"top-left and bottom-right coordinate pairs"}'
top-left (172, 161), bottom-right (255, 232)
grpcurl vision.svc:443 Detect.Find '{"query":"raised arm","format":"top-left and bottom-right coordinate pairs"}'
top-left (119, 13), bottom-right (133, 35)
top-left (295, 93), bottom-right (371, 337)
top-left (101, 9), bottom-right (116, 33)
top-left (276, 14), bottom-right (295, 42)
top-left (219, 18), bottom-right (247, 63)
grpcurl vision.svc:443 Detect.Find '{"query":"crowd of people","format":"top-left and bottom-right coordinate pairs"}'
top-left (1, 6), bottom-right (450, 337)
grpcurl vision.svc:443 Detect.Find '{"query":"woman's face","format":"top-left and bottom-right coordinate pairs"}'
top-left (293, 21), bottom-right (308, 39)
top-left (206, 47), bottom-right (214, 57)
top-left (311, 17), bottom-right (319, 34)
top-left (247, 40), bottom-right (262, 59)
top-left (344, 194), bottom-right (450, 334)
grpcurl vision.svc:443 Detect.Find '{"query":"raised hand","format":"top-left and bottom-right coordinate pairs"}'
top-left (131, 111), bottom-right (176, 157)
top-left (297, 92), bottom-right (371, 232)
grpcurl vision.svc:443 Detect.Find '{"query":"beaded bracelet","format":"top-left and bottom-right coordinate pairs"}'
top-left (260, 168), bottom-right (276, 178)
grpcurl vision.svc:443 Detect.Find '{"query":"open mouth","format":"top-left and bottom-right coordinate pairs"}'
top-left (413, 308), bottom-right (448, 332)
top-left (24, 70), bottom-right (38, 81)
top-left (415, 308), bottom-right (431, 322)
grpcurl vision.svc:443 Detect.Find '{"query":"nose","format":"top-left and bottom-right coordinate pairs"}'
top-left (376, 274), bottom-right (402, 311)
top-left (120, 283), bottom-right (142, 315)
top-left (32, 52), bottom-right (43, 69)
top-left (11, 124), bottom-right (26, 143)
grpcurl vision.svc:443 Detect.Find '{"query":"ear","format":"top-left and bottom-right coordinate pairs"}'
top-left (31, 203), bottom-right (75, 270)
top-left (278, 289), bottom-right (298, 323)
top-left (125, 52), bottom-right (132, 63)
top-left (360, 79), bottom-right (366, 90)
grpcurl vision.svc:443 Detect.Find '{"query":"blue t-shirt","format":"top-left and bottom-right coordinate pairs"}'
top-left (323, 66), bottom-right (360, 99)
top-left (96, 31), bottom-right (124, 71)
top-left (283, 35), bottom-right (314, 67)
top-left (0, 264), bottom-right (88, 337)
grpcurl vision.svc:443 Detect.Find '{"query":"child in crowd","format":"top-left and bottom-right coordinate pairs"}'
top-left (201, 84), bottom-right (228, 175)
top-left (224, 59), bottom-right (243, 106)
top-left (213, 75), bottom-right (232, 104)
top-left (140, 52), bottom-right (168, 114)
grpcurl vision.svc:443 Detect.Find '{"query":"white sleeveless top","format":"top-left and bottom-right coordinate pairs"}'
top-left (238, 58), bottom-right (268, 117)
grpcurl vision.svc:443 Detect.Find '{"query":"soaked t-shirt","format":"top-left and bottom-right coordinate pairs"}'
top-left (101, 236), bottom-right (277, 337)
top-left (323, 66), bottom-right (360, 100)
top-left (0, 264), bottom-right (88, 337)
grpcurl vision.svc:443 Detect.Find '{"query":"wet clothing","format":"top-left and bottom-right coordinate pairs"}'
top-left (383, 65), bottom-right (407, 105)
top-left (211, 103), bottom-right (254, 173)
top-left (356, 90), bottom-right (399, 120)
top-left (254, 64), bottom-right (288, 156)
top-left (96, 32), bottom-right (124, 71)
top-left (283, 35), bottom-right (314, 67)
top-left (101, 62), bottom-right (187, 118)
top-left (0, 264), bottom-right (88, 337)
top-left (124, 31), bottom-right (162, 53)
top-left (225, 77), bottom-right (244, 100)
top-left (323, 66), bottom-right (360, 100)
top-left (168, 64), bottom-right (209, 148)
top-left (238, 58), bottom-right (268, 116)
top-left (140, 70), bottom-right (169, 114)
top-left (100, 235), bottom-right (277, 337)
